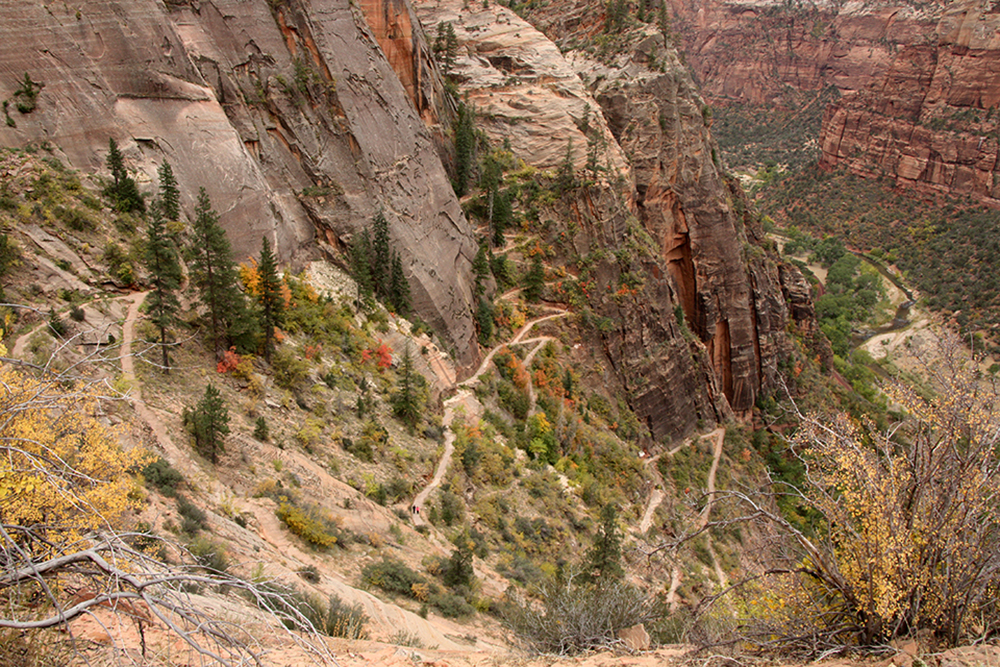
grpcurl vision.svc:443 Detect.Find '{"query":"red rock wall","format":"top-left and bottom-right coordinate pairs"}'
top-left (819, 0), bottom-right (1000, 205)
top-left (668, 0), bottom-right (942, 106)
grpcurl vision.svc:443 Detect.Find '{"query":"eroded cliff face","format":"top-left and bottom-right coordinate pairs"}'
top-left (668, 0), bottom-right (942, 106)
top-left (0, 0), bottom-right (480, 366)
top-left (414, 0), bottom-right (795, 436)
top-left (819, 0), bottom-right (1000, 205)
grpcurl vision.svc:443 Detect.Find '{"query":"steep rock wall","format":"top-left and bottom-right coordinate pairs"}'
top-left (414, 0), bottom-right (794, 436)
top-left (819, 0), bottom-right (1000, 205)
top-left (0, 0), bottom-right (480, 366)
top-left (667, 0), bottom-right (942, 106)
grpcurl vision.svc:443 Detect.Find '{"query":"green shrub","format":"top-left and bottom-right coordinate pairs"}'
top-left (362, 558), bottom-right (427, 598)
top-left (188, 536), bottom-right (229, 573)
top-left (502, 578), bottom-right (658, 654)
top-left (142, 457), bottom-right (184, 496)
top-left (272, 346), bottom-right (310, 390)
top-left (431, 591), bottom-right (475, 618)
top-left (176, 495), bottom-right (208, 535)
top-left (324, 594), bottom-right (370, 639)
top-left (254, 415), bottom-right (269, 441)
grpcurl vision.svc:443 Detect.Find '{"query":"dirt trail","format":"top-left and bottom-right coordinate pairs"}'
top-left (663, 427), bottom-right (726, 606)
top-left (120, 291), bottom-right (206, 484)
top-left (700, 428), bottom-right (728, 589)
top-left (411, 310), bottom-right (568, 525)
top-left (639, 455), bottom-right (665, 539)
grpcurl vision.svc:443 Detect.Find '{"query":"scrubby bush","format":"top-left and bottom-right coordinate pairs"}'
top-left (277, 501), bottom-right (338, 550)
top-left (732, 341), bottom-right (1000, 652)
top-left (502, 577), bottom-right (658, 654)
top-left (142, 457), bottom-right (184, 496)
top-left (362, 558), bottom-right (427, 598)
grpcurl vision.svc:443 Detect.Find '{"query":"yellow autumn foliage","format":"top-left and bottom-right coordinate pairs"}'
top-left (0, 366), bottom-right (149, 557)
top-left (772, 343), bottom-right (1000, 648)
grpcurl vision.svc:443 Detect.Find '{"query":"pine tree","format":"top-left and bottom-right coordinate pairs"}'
top-left (556, 139), bottom-right (576, 194)
top-left (472, 241), bottom-right (490, 296)
top-left (452, 101), bottom-right (476, 197)
top-left (104, 138), bottom-right (144, 213)
top-left (144, 202), bottom-right (182, 372)
top-left (185, 384), bottom-right (230, 464)
top-left (351, 227), bottom-right (374, 303)
top-left (389, 251), bottom-right (411, 316)
top-left (391, 343), bottom-right (421, 429)
top-left (492, 188), bottom-right (512, 246)
top-left (189, 187), bottom-right (246, 359)
top-left (476, 297), bottom-right (493, 346)
top-left (371, 210), bottom-right (391, 298)
top-left (443, 23), bottom-right (459, 75)
top-left (586, 503), bottom-right (624, 583)
top-left (158, 161), bottom-right (181, 222)
top-left (434, 22), bottom-right (448, 56)
top-left (257, 236), bottom-right (284, 362)
top-left (106, 138), bottom-right (125, 189)
top-left (443, 530), bottom-right (476, 588)
top-left (523, 254), bottom-right (545, 302)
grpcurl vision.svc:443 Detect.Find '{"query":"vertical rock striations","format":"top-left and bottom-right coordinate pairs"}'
top-left (413, 0), bottom-right (795, 437)
top-left (819, 0), bottom-right (1000, 206)
top-left (0, 0), bottom-right (480, 366)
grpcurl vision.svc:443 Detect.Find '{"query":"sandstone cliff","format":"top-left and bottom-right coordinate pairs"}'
top-left (0, 0), bottom-right (480, 365)
top-left (668, 0), bottom-right (942, 106)
top-left (819, 0), bottom-right (1000, 205)
top-left (413, 0), bottom-right (796, 436)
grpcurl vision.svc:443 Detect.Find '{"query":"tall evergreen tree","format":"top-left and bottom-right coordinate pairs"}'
top-left (391, 343), bottom-right (421, 430)
top-left (256, 236), bottom-right (284, 362)
top-left (389, 251), bottom-right (411, 316)
top-left (144, 202), bottom-right (182, 372)
top-left (158, 161), bottom-right (181, 222)
top-left (104, 138), bottom-right (144, 213)
top-left (524, 254), bottom-right (545, 303)
top-left (452, 101), bottom-right (476, 197)
top-left (492, 188), bottom-right (512, 247)
top-left (184, 384), bottom-right (230, 464)
top-left (189, 187), bottom-right (245, 359)
top-left (106, 138), bottom-right (125, 189)
top-left (371, 210), bottom-right (391, 297)
top-left (585, 503), bottom-right (624, 583)
top-left (476, 297), bottom-right (493, 346)
top-left (351, 227), bottom-right (374, 303)
top-left (556, 139), bottom-right (576, 194)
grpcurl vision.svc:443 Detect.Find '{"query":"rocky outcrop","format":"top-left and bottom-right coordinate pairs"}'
top-left (413, 0), bottom-right (795, 436)
top-left (0, 0), bottom-right (480, 366)
top-left (819, 0), bottom-right (1000, 206)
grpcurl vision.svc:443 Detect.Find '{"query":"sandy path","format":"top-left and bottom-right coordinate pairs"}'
top-left (664, 427), bottom-right (726, 606)
top-left (411, 310), bottom-right (568, 525)
top-left (120, 291), bottom-right (206, 484)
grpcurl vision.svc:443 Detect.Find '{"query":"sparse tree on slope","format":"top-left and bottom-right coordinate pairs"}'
top-left (256, 236), bottom-right (284, 362)
top-left (158, 160), bottom-right (181, 222)
top-left (144, 202), bottom-right (182, 371)
top-left (189, 188), bottom-right (248, 359)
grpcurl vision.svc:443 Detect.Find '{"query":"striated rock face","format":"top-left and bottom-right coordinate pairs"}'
top-left (667, 0), bottom-right (942, 106)
top-left (819, 0), bottom-right (1000, 205)
top-left (0, 0), bottom-right (480, 366)
top-left (414, 0), bottom-right (795, 436)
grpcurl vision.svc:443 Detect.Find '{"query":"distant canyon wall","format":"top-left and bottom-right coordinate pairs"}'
top-left (819, 0), bottom-right (1000, 206)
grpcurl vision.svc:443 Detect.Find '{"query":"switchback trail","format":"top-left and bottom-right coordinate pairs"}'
top-left (411, 309), bottom-right (568, 526)
top-left (664, 426), bottom-right (726, 606)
